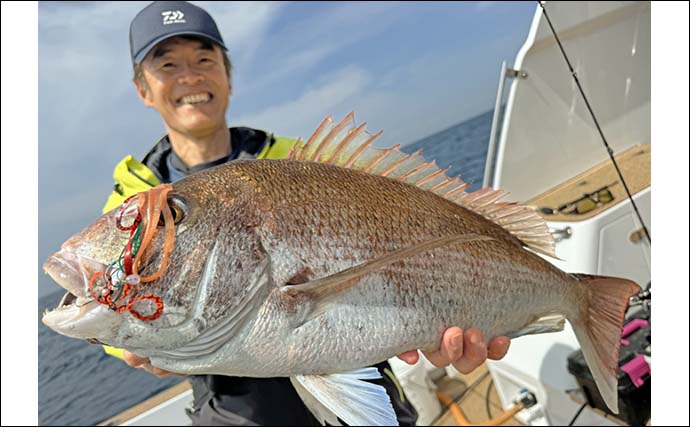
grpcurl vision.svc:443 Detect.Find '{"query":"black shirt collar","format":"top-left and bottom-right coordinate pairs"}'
top-left (141, 127), bottom-right (273, 184)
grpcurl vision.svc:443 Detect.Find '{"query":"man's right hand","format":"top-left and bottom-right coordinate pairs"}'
top-left (396, 327), bottom-right (510, 374)
top-left (123, 351), bottom-right (187, 379)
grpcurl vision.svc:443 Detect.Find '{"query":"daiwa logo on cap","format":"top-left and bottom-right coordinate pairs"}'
top-left (161, 10), bottom-right (186, 25)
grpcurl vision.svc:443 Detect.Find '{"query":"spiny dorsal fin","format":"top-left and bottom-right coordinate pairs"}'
top-left (289, 114), bottom-right (557, 258)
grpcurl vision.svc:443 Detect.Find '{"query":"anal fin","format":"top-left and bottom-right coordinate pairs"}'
top-left (507, 314), bottom-right (566, 339)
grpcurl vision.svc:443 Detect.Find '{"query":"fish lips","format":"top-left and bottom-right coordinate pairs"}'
top-left (42, 296), bottom-right (122, 341)
top-left (43, 250), bottom-right (106, 299)
top-left (42, 250), bottom-right (122, 340)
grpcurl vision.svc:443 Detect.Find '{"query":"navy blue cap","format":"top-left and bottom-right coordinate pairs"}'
top-left (129, 1), bottom-right (227, 65)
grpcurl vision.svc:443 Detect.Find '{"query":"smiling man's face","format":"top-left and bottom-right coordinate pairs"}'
top-left (136, 36), bottom-right (231, 138)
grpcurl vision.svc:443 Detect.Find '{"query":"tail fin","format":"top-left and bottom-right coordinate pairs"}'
top-left (568, 274), bottom-right (641, 414)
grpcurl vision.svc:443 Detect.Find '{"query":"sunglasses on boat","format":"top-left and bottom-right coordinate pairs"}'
top-left (540, 183), bottom-right (617, 216)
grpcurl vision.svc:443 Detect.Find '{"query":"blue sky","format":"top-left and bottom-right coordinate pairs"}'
top-left (37, 1), bottom-right (536, 296)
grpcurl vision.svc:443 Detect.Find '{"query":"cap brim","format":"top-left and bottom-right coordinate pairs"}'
top-left (133, 31), bottom-right (228, 64)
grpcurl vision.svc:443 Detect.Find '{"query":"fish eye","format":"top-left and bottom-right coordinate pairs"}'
top-left (170, 205), bottom-right (185, 224)
top-left (158, 195), bottom-right (186, 226)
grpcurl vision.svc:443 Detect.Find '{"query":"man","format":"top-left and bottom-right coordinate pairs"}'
top-left (104, 1), bottom-right (511, 425)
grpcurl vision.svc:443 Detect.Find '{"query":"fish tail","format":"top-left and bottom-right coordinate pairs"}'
top-left (568, 273), bottom-right (640, 414)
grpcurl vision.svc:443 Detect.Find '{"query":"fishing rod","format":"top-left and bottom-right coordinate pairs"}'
top-left (536, 1), bottom-right (651, 246)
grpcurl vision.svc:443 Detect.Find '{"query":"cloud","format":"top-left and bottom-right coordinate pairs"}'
top-left (233, 65), bottom-right (371, 140)
top-left (38, 2), bottom-right (149, 156)
top-left (197, 1), bottom-right (284, 67)
top-left (234, 2), bottom-right (407, 98)
top-left (234, 44), bottom-right (337, 99)
top-left (232, 30), bottom-right (510, 150)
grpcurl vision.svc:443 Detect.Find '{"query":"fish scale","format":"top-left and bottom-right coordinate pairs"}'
top-left (185, 160), bottom-right (573, 374)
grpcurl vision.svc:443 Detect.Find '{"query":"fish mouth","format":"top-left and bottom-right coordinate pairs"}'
top-left (42, 289), bottom-right (95, 321)
top-left (42, 250), bottom-right (121, 340)
top-left (43, 250), bottom-right (107, 309)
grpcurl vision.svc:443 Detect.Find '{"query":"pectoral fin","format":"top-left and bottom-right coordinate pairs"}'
top-left (282, 233), bottom-right (494, 301)
top-left (290, 368), bottom-right (398, 426)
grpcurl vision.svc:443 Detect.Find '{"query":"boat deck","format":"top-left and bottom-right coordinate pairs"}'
top-left (99, 362), bottom-right (650, 426)
top-left (98, 381), bottom-right (192, 426)
top-left (527, 144), bottom-right (651, 222)
top-left (433, 362), bottom-right (650, 426)
top-left (433, 363), bottom-right (523, 426)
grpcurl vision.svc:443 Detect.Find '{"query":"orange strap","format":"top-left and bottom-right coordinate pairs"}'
top-left (89, 184), bottom-right (176, 322)
top-left (436, 391), bottom-right (524, 426)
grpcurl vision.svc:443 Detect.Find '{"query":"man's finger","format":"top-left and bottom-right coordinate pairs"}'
top-left (397, 350), bottom-right (420, 365)
top-left (141, 362), bottom-right (155, 373)
top-left (123, 351), bottom-right (150, 368)
top-left (453, 328), bottom-right (487, 374)
top-left (140, 362), bottom-right (180, 378)
top-left (150, 366), bottom-right (175, 378)
top-left (487, 336), bottom-right (510, 360)
top-left (422, 327), bottom-right (464, 368)
top-left (443, 327), bottom-right (464, 361)
top-left (422, 349), bottom-right (450, 368)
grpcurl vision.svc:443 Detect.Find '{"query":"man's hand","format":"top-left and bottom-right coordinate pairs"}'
top-left (397, 327), bottom-right (510, 374)
top-left (123, 351), bottom-right (187, 379)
